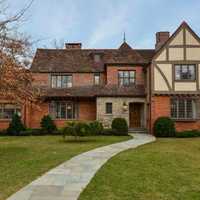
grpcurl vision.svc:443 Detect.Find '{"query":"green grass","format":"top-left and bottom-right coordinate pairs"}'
top-left (79, 138), bottom-right (200, 200)
top-left (0, 135), bottom-right (130, 200)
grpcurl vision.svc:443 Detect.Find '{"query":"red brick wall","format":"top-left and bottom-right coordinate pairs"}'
top-left (26, 99), bottom-right (96, 128)
top-left (73, 73), bottom-right (94, 86)
top-left (0, 120), bottom-right (11, 130)
top-left (150, 96), bottom-right (200, 133)
top-left (28, 102), bottom-right (49, 128)
top-left (32, 72), bottom-right (105, 87)
top-left (106, 65), bottom-right (144, 85)
top-left (32, 73), bottom-right (49, 87)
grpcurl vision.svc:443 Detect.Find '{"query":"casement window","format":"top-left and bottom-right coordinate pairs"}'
top-left (94, 73), bottom-right (100, 85)
top-left (106, 102), bottom-right (112, 114)
top-left (49, 101), bottom-right (77, 119)
top-left (0, 104), bottom-right (21, 119)
top-left (51, 75), bottom-right (72, 88)
top-left (175, 64), bottom-right (196, 81)
top-left (118, 71), bottom-right (135, 86)
top-left (171, 99), bottom-right (196, 119)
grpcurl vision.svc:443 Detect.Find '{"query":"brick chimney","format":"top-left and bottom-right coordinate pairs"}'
top-left (155, 32), bottom-right (170, 50)
top-left (65, 43), bottom-right (82, 49)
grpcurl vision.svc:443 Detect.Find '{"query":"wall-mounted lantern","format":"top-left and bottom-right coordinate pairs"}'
top-left (123, 102), bottom-right (128, 112)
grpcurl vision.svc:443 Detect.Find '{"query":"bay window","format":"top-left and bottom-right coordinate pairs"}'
top-left (171, 99), bottom-right (196, 119)
top-left (49, 101), bottom-right (77, 119)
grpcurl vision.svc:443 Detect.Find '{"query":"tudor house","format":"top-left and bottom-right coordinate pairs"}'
top-left (1, 21), bottom-right (200, 133)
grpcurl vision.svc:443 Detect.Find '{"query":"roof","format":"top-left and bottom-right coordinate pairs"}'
top-left (31, 42), bottom-right (155, 73)
top-left (153, 21), bottom-right (200, 60)
top-left (42, 84), bottom-right (146, 98)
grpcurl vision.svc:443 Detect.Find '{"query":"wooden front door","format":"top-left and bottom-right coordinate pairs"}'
top-left (129, 103), bottom-right (141, 128)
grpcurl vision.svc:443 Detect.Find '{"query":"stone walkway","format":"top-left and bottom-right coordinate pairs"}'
top-left (7, 134), bottom-right (156, 200)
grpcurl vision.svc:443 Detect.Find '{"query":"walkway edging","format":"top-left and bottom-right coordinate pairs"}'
top-left (7, 134), bottom-right (156, 200)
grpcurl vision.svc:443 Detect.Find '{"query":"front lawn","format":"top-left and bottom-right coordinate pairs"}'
top-left (0, 135), bottom-right (130, 200)
top-left (79, 138), bottom-right (200, 200)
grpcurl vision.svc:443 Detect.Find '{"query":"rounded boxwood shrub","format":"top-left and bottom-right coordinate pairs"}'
top-left (111, 118), bottom-right (128, 136)
top-left (7, 113), bottom-right (26, 136)
top-left (154, 117), bottom-right (175, 137)
top-left (89, 121), bottom-right (103, 135)
top-left (74, 122), bottom-right (90, 137)
top-left (40, 115), bottom-right (57, 134)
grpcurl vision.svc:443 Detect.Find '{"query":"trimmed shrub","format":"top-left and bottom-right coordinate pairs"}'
top-left (111, 118), bottom-right (128, 136)
top-left (62, 122), bottom-right (76, 139)
top-left (19, 128), bottom-right (61, 136)
top-left (40, 115), bottom-right (57, 134)
top-left (89, 121), bottom-right (103, 135)
top-left (62, 121), bottom-right (90, 140)
top-left (154, 117), bottom-right (175, 137)
top-left (74, 122), bottom-right (90, 137)
top-left (176, 130), bottom-right (200, 138)
top-left (7, 113), bottom-right (25, 135)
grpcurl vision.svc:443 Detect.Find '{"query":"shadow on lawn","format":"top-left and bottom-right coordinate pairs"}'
top-left (60, 137), bottom-right (98, 144)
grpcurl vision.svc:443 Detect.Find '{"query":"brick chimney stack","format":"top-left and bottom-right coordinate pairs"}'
top-left (155, 32), bottom-right (170, 50)
top-left (65, 43), bottom-right (82, 49)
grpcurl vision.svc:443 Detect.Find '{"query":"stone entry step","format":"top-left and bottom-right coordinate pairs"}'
top-left (128, 128), bottom-right (148, 134)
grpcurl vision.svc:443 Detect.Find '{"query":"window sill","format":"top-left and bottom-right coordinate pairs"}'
top-left (0, 119), bottom-right (12, 122)
top-left (174, 80), bottom-right (196, 82)
top-left (172, 118), bottom-right (198, 122)
top-left (53, 119), bottom-right (77, 121)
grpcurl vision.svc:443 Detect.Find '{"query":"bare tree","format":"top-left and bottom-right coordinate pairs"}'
top-left (0, 0), bottom-right (39, 104)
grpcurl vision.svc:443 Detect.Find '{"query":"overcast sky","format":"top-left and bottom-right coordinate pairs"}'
top-left (6, 0), bottom-right (200, 49)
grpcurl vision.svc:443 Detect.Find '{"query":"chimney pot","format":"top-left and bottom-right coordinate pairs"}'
top-left (65, 43), bottom-right (82, 49)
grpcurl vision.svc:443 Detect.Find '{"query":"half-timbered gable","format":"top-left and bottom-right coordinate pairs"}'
top-left (153, 22), bottom-right (200, 94)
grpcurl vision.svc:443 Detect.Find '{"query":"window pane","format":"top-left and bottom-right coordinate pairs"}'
top-left (130, 78), bottom-right (135, 84)
top-left (57, 76), bottom-right (62, 88)
top-left (60, 103), bottom-right (66, 118)
top-left (62, 76), bottom-right (67, 88)
top-left (119, 78), bottom-right (123, 86)
top-left (186, 100), bottom-right (193, 118)
top-left (171, 99), bottom-right (177, 118)
top-left (106, 103), bottom-right (112, 114)
top-left (129, 71), bottom-right (135, 78)
top-left (52, 76), bottom-right (57, 88)
top-left (49, 102), bottom-right (55, 118)
top-left (67, 76), bottom-right (72, 88)
top-left (175, 65), bottom-right (181, 80)
top-left (188, 65), bottom-right (195, 80)
top-left (178, 99), bottom-right (185, 118)
top-left (124, 71), bottom-right (129, 77)
top-left (55, 102), bottom-right (61, 118)
top-left (0, 108), bottom-right (3, 119)
top-left (118, 71), bottom-right (123, 78)
top-left (66, 103), bottom-right (73, 119)
top-left (94, 74), bottom-right (100, 85)
top-left (123, 78), bottom-right (129, 85)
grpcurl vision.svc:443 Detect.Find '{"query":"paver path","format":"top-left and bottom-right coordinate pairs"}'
top-left (7, 134), bottom-right (156, 200)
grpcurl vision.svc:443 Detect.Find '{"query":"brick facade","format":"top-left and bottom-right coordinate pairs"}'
top-left (150, 96), bottom-right (200, 133)
top-left (106, 65), bottom-right (144, 85)
top-left (1, 22), bottom-right (200, 134)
